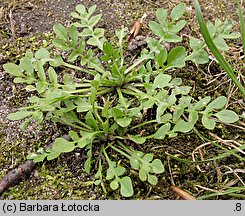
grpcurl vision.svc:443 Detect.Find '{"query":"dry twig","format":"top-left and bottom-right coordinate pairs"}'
top-left (0, 160), bottom-right (35, 195)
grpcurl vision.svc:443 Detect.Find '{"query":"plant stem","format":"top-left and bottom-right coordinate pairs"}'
top-left (123, 85), bottom-right (161, 104)
top-left (128, 120), bottom-right (157, 131)
top-left (124, 56), bottom-right (150, 75)
top-left (62, 62), bottom-right (97, 75)
top-left (110, 145), bottom-right (131, 160)
top-left (102, 146), bottom-right (111, 163)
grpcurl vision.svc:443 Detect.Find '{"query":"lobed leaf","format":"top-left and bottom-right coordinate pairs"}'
top-left (171, 3), bottom-right (186, 21)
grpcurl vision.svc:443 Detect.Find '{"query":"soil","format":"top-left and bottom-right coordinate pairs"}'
top-left (0, 0), bottom-right (244, 200)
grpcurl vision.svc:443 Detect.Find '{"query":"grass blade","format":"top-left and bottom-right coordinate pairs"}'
top-left (197, 186), bottom-right (245, 200)
top-left (237, 0), bottom-right (245, 53)
top-left (193, 0), bottom-right (245, 96)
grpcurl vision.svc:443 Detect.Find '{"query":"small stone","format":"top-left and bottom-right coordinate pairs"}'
top-left (33, 170), bottom-right (39, 178)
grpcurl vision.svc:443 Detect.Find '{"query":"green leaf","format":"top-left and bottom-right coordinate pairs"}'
top-left (222, 32), bottom-right (240, 39)
top-left (153, 74), bottom-right (172, 89)
top-left (3, 63), bottom-right (23, 76)
top-left (77, 131), bottom-right (94, 148)
top-left (149, 21), bottom-right (165, 38)
top-left (193, 96), bottom-right (211, 110)
top-left (116, 117), bottom-right (132, 128)
top-left (127, 135), bottom-right (146, 144)
top-left (68, 25), bottom-right (78, 47)
top-left (187, 49), bottom-right (209, 64)
top-left (88, 14), bottom-right (102, 27)
top-left (115, 166), bottom-right (126, 176)
top-left (28, 152), bottom-right (48, 163)
top-left (111, 108), bottom-right (124, 119)
top-left (139, 168), bottom-right (147, 181)
top-left (52, 137), bottom-right (76, 153)
top-left (14, 77), bottom-right (31, 84)
top-left (47, 152), bottom-right (61, 161)
top-left (87, 37), bottom-right (104, 49)
top-left (110, 179), bottom-right (119, 190)
top-left (188, 111), bottom-right (199, 125)
top-left (20, 117), bottom-right (33, 130)
top-left (154, 123), bottom-right (171, 139)
top-left (172, 20), bottom-right (186, 33)
top-left (189, 37), bottom-right (204, 50)
top-left (141, 161), bottom-right (151, 173)
top-left (156, 8), bottom-right (168, 25)
top-left (69, 130), bottom-right (80, 141)
top-left (106, 162), bottom-right (116, 180)
top-left (88, 5), bottom-right (97, 16)
top-left (8, 110), bottom-right (33, 120)
top-left (213, 36), bottom-right (229, 51)
top-left (147, 174), bottom-right (158, 185)
top-left (143, 153), bottom-right (154, 163)
top-left (94, 28), bottom-right (105, 38)
top-left (76, 4), bottom-right (86, 15)
top-left (49, 55), bottom-right (64, 67)
top-left (213, 110), bottom-right (239, 123)
top-left (166, 46), bottom-right (186, 69)
top-left (130, 157), bottom-right (140, 170)
top-left (156, 103), bottom-right (169, 122)
top-left (35, 48), bottom-right (50, 59)
top-left (163, 33), bottom-right (182, 43)
top-left (84, 150), bottom-right (92, 174)
top-left (202, 114), bottom-right (216, 129)
top-left (79, 28), bottom-right (93, 37)
top-left (206, 21), bottom-right (216, 37)
top-left (101, 98), bottom-right (109, 119)
top-left (119, 176), bottom-right (134, 197)
top-left (34, 111), bottom-right (43, 124)
top-left (170, 78), bottom-right (182, 86)
top-left (103, 41), bottom-right (114, 56)
top-left (53, 23), bottom-right (68, 41)
top-left (35, 60), bottom-right (46, 81)
top-left (146, 37), bottom-right (163, 54)
top-left (75, 98), bottom-right (92, 112)
top-left (36, 81), bottom-right (47, 94)
top-left (160, 113), bottom-right (173, 123)
top-left (52, 39), bottom-right (71, 51)
top-left (205, 96), bottom-right (227, 111)
top-left (151, 159), bottom-right (164, 174)
top-left (172, 108), bottom-right (184, 122)
top-left (171, 3), bottom-right (186, 21)
top-left (173, 119), bottom-right (193, 132)
top-left (155, 48), bottom-right (167, 68)
top-left (47, 67), bottom-right (58, 85)
top-left (20, 57), bottom-right (34, 76)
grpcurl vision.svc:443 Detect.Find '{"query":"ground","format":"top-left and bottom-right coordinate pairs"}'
top-left (0, 0), bottom-right (244, 199)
